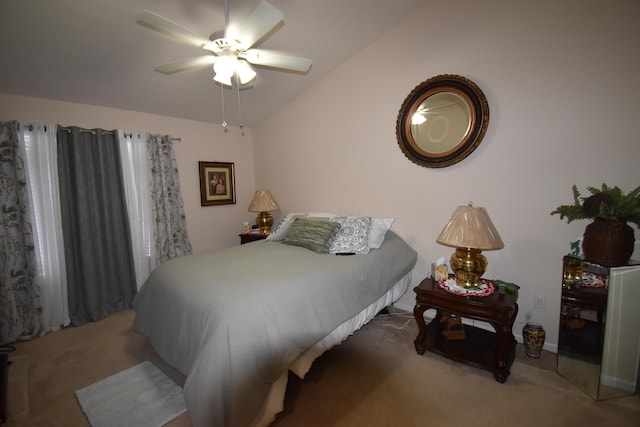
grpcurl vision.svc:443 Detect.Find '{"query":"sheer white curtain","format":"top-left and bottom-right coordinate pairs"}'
top-left (19, 123), bottom-right (70, 333)
top-left (118, 130), bottom-right (156, 289)
top-left (13, 125), bottom-right (167, 334)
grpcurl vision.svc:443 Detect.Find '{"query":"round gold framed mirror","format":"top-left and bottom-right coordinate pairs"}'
top-left (396, 74), bottom-right (489, 168)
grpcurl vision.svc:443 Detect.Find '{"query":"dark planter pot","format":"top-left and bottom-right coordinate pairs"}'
top-left (582, 219), bottom-right (635, 266)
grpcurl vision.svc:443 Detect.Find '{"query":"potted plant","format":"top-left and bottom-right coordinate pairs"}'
top-left (551, 183), bottom-right (640, 266)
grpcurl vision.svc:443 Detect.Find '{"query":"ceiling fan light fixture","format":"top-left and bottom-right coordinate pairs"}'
top-left (213, 53), bottom-right (235, 75)
top-left (236, 60), bottom-right (256, 85)
top-left (213, 72), bottom-right (232, 86)
top-left (213, 53), bottom-right (235, 86)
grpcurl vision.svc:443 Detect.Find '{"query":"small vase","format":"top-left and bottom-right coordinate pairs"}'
top-left (522, 322), bottom-right (545, 358)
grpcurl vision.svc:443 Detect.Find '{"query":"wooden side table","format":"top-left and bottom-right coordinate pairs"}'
top-left (413, 277), bottom-right (519, 383)
top-left (239, 233), bottom-right (268, 245)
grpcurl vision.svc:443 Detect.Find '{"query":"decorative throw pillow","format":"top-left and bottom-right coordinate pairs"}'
top-left (368, 217), bottom-right (395, 249)
top-left (266, 213), bottom-right (307, 241)
top-left (282, 218), bottom-right (341, 254)
top-left (329, 216), bottom-right (372, 254)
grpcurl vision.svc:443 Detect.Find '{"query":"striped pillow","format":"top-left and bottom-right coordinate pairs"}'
top-left (282, 218), bottom-right (341, 254)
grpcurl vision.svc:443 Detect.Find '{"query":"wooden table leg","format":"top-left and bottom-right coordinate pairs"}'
top-left (413, 301), bottom-right (429, 355)
top-left (491, 322), bottom-right (513, 383)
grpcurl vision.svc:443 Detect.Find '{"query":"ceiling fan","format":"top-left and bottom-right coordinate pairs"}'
top-left (135, 0), bottom-right (312, 87)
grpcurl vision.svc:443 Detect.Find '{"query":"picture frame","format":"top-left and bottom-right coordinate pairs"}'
top-left (199, 161), bottom-right (236, 206)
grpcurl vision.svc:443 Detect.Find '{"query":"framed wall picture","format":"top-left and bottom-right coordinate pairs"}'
top-left (199, 161), bottom-right (236, 206)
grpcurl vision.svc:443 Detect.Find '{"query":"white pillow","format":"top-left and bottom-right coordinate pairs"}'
top-left (368, 217), bottom-right (395, 249)
top-left (329, 216), bottom-right (372, 254)
top-left (306, 212), bottom-right (338, 219)
top-left (266, 213), bottom-right (307, 241)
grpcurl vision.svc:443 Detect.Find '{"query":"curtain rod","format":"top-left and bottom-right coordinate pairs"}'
top-left (57, 127), bottom-right (181, 141)
top-left (122, 132), bottom-right (181, 142)
top-left (58, 127), bottom-right (114, 135)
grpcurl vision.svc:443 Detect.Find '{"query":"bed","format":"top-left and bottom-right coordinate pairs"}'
top-left (132, 217), bottom-right (417, 427)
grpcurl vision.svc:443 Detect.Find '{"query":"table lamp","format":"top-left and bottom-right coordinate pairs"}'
top-left (436, 203), bottom-right (504, 288)
top-left (248, 190), bottom-right (279, 234)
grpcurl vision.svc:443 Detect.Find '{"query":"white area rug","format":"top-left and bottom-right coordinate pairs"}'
top-left (75, 361), bottom-right (186, 427)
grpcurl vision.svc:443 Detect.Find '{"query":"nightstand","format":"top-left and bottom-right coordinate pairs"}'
top-left (413, 277), bottom-right (519, 383)
top-left (239, 233), bottom-right (268, 245)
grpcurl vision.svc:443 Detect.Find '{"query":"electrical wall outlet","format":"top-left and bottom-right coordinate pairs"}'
top-left (534, 294), bottom-right (547, 309)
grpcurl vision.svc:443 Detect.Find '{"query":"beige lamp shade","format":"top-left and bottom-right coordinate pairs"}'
top-left (248, 190), bottom-right (279, 213)
top-left (436, 204), bottom-right (504, 250)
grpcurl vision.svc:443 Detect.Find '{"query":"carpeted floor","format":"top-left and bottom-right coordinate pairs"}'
top-left (3, 308), bottom-right (639, 426)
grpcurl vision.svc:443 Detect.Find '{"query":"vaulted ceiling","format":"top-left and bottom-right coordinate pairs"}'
top-left (0, 0), bottom-right (425, 128)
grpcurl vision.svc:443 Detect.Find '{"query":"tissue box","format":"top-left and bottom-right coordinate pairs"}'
top-left (431, 263), bottom-right (448, 281)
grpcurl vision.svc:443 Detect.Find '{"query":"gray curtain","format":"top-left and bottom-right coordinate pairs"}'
top-left (56, 127), bottom-right (136, 325)
top-left (147, 134), bottom-right (192, 264)
top-left (0, 121), bottom-right (41, 344)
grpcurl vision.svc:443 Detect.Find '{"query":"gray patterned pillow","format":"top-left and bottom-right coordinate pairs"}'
top-left (282, 218), bottom-right (341, 254)
top-left (329, 216), bottom-right (372, 254)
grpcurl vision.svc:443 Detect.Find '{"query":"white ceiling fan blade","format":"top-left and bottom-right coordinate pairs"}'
top-left (154, 56), bottom-right (216, 74)
top-left (243, 49), bottom-right (312, 72)
top-left (231, 1), bottom-right (283, 49)
top-left (135, 11), bottom-right (210, 48)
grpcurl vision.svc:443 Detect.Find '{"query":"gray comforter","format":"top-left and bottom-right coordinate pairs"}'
top-left (132, 231), bottom-right (417, 427)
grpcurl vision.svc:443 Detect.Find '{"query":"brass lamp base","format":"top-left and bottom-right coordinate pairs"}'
top-left (450, 248), bottom-right (488, 288)
top-left (255, 211), bottom-right (274, 234)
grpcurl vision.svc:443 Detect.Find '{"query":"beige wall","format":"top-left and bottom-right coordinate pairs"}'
top-left (253, 0), bottom-right (640, 348)
top-left (2, 0), bottom-right (638, 350)
top-left (0, 93), bottom-right (257, 254)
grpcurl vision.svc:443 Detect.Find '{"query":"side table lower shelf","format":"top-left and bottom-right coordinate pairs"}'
top-left (418, 318), bottom-right (516, 381)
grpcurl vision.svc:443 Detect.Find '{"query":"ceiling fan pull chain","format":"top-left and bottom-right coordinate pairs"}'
top-left (236, 74), bottom-right (245, 136)
top-left (220, 83), bottom-right (228, 131)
